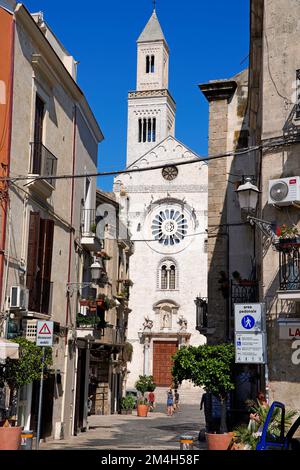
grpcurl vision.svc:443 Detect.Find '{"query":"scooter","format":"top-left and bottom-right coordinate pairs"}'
top-left (256, 401), bottom-right (300, 450)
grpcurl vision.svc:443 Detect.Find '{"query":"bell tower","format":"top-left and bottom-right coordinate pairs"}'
top-left (126, 9), bottom-right (176, 166)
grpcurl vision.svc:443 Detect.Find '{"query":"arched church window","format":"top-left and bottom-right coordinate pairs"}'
top-left (138, 118), bottom-right (156, 143)
top-left (151, 55), bottom-right (155, 73)
top-left (148, 118), bottom-right (152, 142)
top-left (152, 118), bottom-right (156, 142)
top-left (161, 265), bottom-right (168, 289)
top-left (143, 118), bottom-right (147, 142)
top-left (159, 260), bottom-right (177, 290)
top-left (146, 55), bottom-right (150, 74)
top-left (138, 119), bottom-right (142, 143)
top-left (169, 265), bottom-right (176, 290)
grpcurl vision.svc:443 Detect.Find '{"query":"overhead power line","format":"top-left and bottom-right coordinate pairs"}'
top-left (0, 144), bottom-right (262, 184)
top-left (0, 136), bottom-right (297, 184)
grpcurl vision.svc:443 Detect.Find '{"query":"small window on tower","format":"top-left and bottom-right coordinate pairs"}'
top-left (151, 55), bottom-right (155, 73)
top-left (138, 119), bottom-right (142, 143)
top-left (152, 118), bottom-right (156, 142)
top-left (148, 118), bottom-right (152, 142)
top-left (143, 118), bottom-right (147, 142)
top-left (146, 55), bottom-right (150, 74)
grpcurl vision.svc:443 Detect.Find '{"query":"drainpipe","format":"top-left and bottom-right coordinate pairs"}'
top-left (0, 18), bottom-right (15, 312)
top-left (60, 105), bottom-right (77, 437)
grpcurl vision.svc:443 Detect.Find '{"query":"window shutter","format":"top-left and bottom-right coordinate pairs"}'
top-left (40, 219), bottom-right (54, 314)
top-left (26, 212), bottom-right (40, 310)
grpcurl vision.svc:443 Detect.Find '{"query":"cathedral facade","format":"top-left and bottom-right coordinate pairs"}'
top-left (114, 10), bottom-right (208, 390)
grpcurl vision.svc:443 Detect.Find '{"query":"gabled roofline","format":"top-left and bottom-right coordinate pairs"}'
top-left (126, 135), bottom-right (206, 170)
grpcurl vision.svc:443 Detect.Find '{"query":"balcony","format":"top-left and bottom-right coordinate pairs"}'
top-left (27, 142), bottom-right (57, 199)
top-left (277, 243), bottom-right (300, 300)
top-left (80, 208), bottom-right (101, 251)
top-left (231, 280), bottom-right (259, 307)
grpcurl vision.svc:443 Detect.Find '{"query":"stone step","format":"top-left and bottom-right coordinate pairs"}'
top-left (153, 386), bottom-right (203, 405)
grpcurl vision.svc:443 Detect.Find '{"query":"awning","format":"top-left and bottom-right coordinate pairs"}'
top-left (0, 338), bottom-right (19, 360)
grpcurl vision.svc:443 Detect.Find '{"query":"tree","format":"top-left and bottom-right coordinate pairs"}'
top-left (172, 343), bottom-right (235, 433)
top-left (135, 375), bottom-right (156, 404)
top-left (0, 337), bottom-right (52, 418)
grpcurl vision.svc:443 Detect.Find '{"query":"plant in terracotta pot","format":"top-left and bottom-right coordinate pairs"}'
top-left (135, 375), bottom-right (155, 417)
top-left (0, 337), bottom-right (52, 450)
top-left (120, 395), bottom-right (136, 415)
top-left (172, 343), bottom-right (235, 450)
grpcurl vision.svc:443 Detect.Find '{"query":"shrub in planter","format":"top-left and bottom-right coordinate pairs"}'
top-left (172, 344), bottom-right (235, 449)
top-left (135, 375), bottom-right (156, 417)
top-left (0, 338), bottom-right (52, 449)
top-left (120, 395), bottom-right (136, 415)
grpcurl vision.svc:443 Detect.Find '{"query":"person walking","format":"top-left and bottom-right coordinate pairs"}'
top-left (148, 390), bottom-right (155, 411)
top-left (166, 388), bottom-right (174, 416)
top-left (174, 389), bottom-right (180, 411)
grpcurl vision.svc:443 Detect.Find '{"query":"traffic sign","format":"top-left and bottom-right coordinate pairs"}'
top-left (234, 303), bottom-right (265, 333)
top-left (235, 332), bottom-right (266, 364)
top-left (36, 321), bottom-right (53, 347)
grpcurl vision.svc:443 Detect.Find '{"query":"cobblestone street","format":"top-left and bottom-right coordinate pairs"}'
top-left (40, 405), bottom-right (206, 450)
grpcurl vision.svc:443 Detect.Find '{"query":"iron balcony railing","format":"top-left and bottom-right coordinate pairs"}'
top-left (231, 281), bottom-right (259, 309)
top-left (30, 142), bottom-right (57, 187)
top-left (81, 208), bottom-right (96, 236)
top-left (278, 244), bottom-right (300, 290)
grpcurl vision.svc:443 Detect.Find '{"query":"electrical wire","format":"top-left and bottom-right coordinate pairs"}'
top-left (0, 143), bottom-right (262, 183)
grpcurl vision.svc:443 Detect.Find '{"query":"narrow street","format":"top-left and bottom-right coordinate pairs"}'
top-left (40, 405), bottom-right (206, 450)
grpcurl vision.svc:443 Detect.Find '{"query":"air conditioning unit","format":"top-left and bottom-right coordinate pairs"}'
top-left (268, 177), bottom-right (300, 206)
top-left (10, 286), bottom-right (29, 310)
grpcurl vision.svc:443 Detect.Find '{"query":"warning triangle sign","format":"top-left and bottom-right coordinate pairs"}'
top-left (38, 323), bottom-right (51, 335)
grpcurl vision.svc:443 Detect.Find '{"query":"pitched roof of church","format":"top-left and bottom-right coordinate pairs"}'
top-left (137, 10), bottom-right (167, 45)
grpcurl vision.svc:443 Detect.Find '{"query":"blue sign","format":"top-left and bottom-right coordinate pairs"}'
top-left (241, 315), bottom-right (255, 330)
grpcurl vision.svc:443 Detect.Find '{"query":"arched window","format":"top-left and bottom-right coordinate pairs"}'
top-left (138, 117), bottom-right (157, 143)
top-left (159, 260), bottom-right (177, 290)
top-left (161, 265), bottom-right (168, 289)
top-left (146, 55), bottom-right (150, 73)
top-left (151, 55), bottom-right (155, 73)
top-left (169, 265), bottom-right (176, 290)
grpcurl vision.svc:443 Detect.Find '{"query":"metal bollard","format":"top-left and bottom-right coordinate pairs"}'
top-left (20, 430), bottom-right (34, 450)
top-left (180, 434), bottom-right (194, 450)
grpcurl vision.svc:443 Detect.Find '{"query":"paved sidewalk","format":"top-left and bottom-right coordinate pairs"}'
top-left (40, 404), bottom-right (207, 450)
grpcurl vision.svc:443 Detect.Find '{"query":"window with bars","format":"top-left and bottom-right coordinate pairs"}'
top-left (138, 117), bottom-right (156, 143)
top-left (146, 55), bottom-right (155, 74)
top-left (161, 265), bottom-right (168, 289)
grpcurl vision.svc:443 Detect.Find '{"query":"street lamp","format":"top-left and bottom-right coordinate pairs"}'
top-left (90, 259), bottom-right (103, 282)
top-left (236, 177), bottom-right (260, 214)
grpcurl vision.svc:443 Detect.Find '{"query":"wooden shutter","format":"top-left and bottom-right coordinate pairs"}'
top-left (39, 219), bottom-right (54, 314)
top-left (26, 212), bottom-right (40, 310)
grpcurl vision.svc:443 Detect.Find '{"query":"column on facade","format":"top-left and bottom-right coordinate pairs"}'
top-left (143, 337), bottom-right (150, 376)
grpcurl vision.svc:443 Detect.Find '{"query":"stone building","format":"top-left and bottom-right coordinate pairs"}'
top-left (0, 1), bottom-right (104, 439)
top-left (200, 0), bottom-right (300, 412)
top-left (79, 190), bottom-right (133, 417)
top-left (114, 9), bottom-right (208, 396)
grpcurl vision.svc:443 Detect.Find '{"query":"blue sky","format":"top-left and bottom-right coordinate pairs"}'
top-left (25, 0), bottom-right (250, 191)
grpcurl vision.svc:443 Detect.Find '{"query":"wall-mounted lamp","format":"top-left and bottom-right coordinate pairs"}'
top-left (236, 177), bottom-right (260, 214)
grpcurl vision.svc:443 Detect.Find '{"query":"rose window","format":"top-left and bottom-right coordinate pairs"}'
top-left (151, 209), bottom-right (188, 246)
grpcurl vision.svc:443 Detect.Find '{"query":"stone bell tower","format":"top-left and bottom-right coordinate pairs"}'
top-left (126, 9), bottom-right (176, 166)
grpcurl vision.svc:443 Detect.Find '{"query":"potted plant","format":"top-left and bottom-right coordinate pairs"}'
top-left (231, 399), bottom-right (298, 450)
top-left (120, 395), bottom-right (136, 415)
top-left (135, 375), bottom-right (156, 417)
top-left (275, 224), bottom-right (300, 251)
top-left (0, 337), bottom-right (52, 450)
top-left (172, 343), bottom-right (235, 450)
top-left (232, 271), bottom-right (257, 287)
top-left (90, 223), bottom-right (97, 234)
